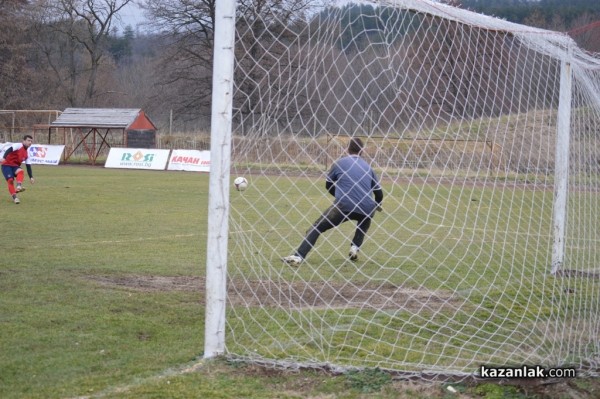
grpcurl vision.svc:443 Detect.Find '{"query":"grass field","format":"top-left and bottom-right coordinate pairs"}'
top-left (0, 166), bottom-right (209, 398)
top-left (1, 165), bottom-right (598, 399)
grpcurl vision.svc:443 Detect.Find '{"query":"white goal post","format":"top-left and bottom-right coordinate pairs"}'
top-left (206, 0), bottom-right (600, 377)
top-left (204, 0), bottom-right (237, 358)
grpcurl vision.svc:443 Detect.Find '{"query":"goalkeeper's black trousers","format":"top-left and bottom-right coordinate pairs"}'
top-left (296, 204), bottom-right (372, 259)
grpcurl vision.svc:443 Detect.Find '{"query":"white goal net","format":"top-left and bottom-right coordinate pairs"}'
top-left (210, 0), bottom-right (600, 376)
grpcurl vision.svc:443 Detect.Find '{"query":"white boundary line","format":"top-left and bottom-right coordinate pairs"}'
top-left (30, 233), bottom-right (201, 249)
top-left (67, 358), bottom-right (208, 399)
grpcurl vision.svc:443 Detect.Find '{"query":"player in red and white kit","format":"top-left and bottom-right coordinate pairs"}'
top-left (0, 135), bottom-right (35, 204)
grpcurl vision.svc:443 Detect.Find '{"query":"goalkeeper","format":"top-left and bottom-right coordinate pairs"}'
top-left (283, 137), bottom-right (383, 266)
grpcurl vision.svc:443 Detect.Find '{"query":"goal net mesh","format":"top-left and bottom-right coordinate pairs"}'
top-left (221, 0), bottom-right (600, 376)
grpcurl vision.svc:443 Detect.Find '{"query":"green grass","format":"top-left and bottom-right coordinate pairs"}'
top-left (225, 170), bottom-right (600, 371)
top-left (0, 166), bottom-right (207, 398)
top-left (0, 165), bottom-right (598, 398)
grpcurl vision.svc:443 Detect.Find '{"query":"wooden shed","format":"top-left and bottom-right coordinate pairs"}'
top-left (50, 108), bottom-right (158, 164)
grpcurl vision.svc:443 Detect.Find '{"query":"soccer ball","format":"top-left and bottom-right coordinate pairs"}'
top-left (234, 176), bottom-right (248, 191)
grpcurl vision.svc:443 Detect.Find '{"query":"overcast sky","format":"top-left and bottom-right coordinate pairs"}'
top-left (118, 2), bottom-right (147, 31)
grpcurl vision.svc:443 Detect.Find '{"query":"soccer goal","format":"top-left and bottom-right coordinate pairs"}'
top-left (205, 0), bottom-right (600, 377)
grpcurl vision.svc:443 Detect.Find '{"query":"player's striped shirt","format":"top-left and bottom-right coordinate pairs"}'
top-left (1, 143), bottom-right (31, 166)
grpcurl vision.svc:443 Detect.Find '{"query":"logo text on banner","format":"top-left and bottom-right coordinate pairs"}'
top-left (28, 145), bottom-right (65, 165)
top-left (167, 150), bottom-right (211, 172)
top-left (105, 148), bottom-right (170, 170)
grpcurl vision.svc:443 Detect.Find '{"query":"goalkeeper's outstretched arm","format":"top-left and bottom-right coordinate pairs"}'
top-left (374, 187), bottom-right (383, 211)
top-left (325, 180), bottom-right (335, 197)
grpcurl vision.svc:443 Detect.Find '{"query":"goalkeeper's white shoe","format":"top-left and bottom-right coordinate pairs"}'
top-left (349, 245), bottom-right (359, 261)
top-left (282, 255), bottom-right (303, 267)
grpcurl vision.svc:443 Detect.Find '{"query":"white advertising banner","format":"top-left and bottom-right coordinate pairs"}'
top-left (167, 150), bottom-right (211, 172)
top-left (28, 145), bottom-right (65, 165)
top-left (105, 148), bottom-right (170, 170)
top-left (1, 143), bottom-right (65, 165)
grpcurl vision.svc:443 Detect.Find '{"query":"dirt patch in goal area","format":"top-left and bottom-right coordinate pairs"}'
top-left (86, 274), bottom-right (461, 312)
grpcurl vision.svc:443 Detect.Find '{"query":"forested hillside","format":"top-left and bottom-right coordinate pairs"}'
top-left (462, 0), bottom-right (600, 28)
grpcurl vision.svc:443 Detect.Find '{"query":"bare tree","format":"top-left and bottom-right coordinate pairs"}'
top-left (141, 0), bottom-right (321, 127)
top-left (234, 0), bottom-right (320, 132)
top-left (30, 0), bottom-right (133, 106)
top-left (0, 0), bottom-right (33, 109)
top-left (141, 0), bottom-right (217, 124)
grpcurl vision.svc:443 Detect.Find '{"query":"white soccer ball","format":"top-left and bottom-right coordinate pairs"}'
top-left (234, 176), bottom-right (248, 191)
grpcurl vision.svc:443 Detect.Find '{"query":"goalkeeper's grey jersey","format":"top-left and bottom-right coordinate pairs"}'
top-left (326, 154), bottom-right (381, 215)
